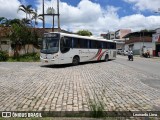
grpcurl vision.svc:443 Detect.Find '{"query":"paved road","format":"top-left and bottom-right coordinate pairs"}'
top-left (115, 55), bottom-right (160, 77)
top-left (115, 55), bottom-right (160, 90)
top-left (0, 59), bottom-right (160, 114)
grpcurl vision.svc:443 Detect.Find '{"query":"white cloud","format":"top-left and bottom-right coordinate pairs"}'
top-left (123, 0), bottom-right (160, 12)
top-left (0, 0), bottom-right (25, 19)
top-left (35, 0), bottom-right (160, 35)
top-left (36, 0), bottom-right (121, 34)
top-left (119, 14), bottom-right (160, 31)
top-left (1, 0), bottom-right (160, 35)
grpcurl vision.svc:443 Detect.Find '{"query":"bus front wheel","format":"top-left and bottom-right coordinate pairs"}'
top-left (72, 56), bottom-right (79, 65)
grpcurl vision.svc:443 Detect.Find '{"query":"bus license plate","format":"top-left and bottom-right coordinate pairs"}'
top-left (45, 60), bottom-right (48, 63)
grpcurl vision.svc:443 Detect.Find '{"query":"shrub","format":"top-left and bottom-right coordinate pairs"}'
top-left (7, 53), bottom-right (40, 62)
top-left (0, 51), bottom-right (9, 61)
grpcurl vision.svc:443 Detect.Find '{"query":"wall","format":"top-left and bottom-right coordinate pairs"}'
top-left (115, 29), bottom-right (131, 39)
top-left (8, 44), bottom-right (40, 56)
top-left (0, 38), bottom-right (10, 52)
top-left (120, 29), bottom-right (131, 39)
top-left (125, 42), bottom-right (153, 55)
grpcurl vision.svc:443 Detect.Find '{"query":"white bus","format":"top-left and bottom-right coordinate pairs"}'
top-left (40, 32), bottom-right (116, 65)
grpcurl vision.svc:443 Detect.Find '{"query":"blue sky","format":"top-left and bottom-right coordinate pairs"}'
top-left (0, 0), bottom-right (160, 35)
top-left (24, 0), bottom-right (159, 17)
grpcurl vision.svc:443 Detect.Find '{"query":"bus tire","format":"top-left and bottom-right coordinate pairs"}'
top-left (72, 56), bottom-right (79, 65)
top-left (104, 54), bottom-right (109, 62)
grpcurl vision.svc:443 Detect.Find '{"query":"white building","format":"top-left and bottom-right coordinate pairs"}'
top-left (123, 31), bottom-right (155, 56)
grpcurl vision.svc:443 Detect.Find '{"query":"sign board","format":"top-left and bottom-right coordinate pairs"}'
top-left (156, 28), bottom-right (160, 34)
top-left (152, 34), bottom-right (160, 42)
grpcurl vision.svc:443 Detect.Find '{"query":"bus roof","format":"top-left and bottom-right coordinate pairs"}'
top-left (46, 32), bottom-right (116, 43)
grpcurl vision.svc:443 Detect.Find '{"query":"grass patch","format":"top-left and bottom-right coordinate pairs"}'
top-left (7, 53), bottom-right (40, 62)
top-left (89, 100), bottom-right (105, 118)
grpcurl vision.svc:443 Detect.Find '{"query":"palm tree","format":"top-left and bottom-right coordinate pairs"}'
top-left (18, 5), bottom-right (33, 20)
top-left (21, 18), bottom-right (31, 26)
top-left (31, 9), bottom-right (43, 28)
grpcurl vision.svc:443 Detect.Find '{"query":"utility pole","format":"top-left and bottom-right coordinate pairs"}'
top-left (140, 32), bottom-right (142, 56)
top-left (57, 0), bottom-right (60, 32)
top-left (41, 0), bottom-right (60, 33)
top-left (42, 0), bottom-right (45, 33)
top-left (143, 31), bottom-right (144, 47)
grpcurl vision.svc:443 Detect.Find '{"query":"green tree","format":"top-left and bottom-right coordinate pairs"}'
top-left (0, 17), bottom-right (6, 24)
top-left (0, 17), bottom-right (10, 26)
top-left (10, 23), bottom-right (22, 57)
top-left (0, 18), bottom-right (22, 27)
top-left (9, 19), bottom-right (21, 25)
top-left (77, 30), bottom-right (92, 36)
top-left (141, 29), bottom-right (149, 32)
top-left (10, 23), bottom-right (32, 56)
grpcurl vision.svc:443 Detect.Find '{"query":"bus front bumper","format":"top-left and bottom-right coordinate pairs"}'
top-left (40, 57), bottom-right (59, 65)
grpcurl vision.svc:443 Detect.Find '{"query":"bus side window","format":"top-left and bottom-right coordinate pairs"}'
top-left (90, 40), bottom-right (96, 49)
top-left (87, 40), bottom-right (90, 48)
top-left (103, 42), bottom-right (109, 49)
top-left (114, 43), bottom-right (116, 49)
top-left (88, 40), bottom-right (91, 48)
top-left (71, 38), bottom-right (73, 48)
top-left (73, 38), bottom-right (80, 48)
top-left (102, 42), bottom-right (104, 49)
top-left (97, 41), bottom-right (102, 49)
top-left (110, 42), bottom-right (116, 49)
top-left (107, 42), bottom-right (110, 49)
top-left (101, 42), bottom-right (104, 49)
top-left (79, 39), bottom-right (88, 48)
top-left (60, 37), bottom-right (71, 53)
top-left (65, 37), bottom-right (72, 48)
top-left (103, 42), bottom-right (106, 49)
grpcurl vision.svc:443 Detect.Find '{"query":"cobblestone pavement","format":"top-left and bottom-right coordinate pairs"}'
top-left (0, 61), bottom-right (160, 112)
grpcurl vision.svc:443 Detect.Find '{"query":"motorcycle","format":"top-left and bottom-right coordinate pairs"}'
top-left (128, 55), bottom-right (133, 61)
top-left (142, 52), bottom-right (150, 58)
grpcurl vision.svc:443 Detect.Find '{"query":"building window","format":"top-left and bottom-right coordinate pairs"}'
top-left (1, 41), bottom-right (9, 45)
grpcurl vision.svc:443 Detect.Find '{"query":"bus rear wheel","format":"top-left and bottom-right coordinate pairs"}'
top-left (72, 56), bottom-right (79, 65)
top-left (104, 54), bottom-right (109, 62)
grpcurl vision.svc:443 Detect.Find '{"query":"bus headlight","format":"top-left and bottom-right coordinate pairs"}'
top-left (53, 53), bottom-right (59, 59)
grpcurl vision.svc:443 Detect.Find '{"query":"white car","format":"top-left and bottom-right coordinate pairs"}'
top-left (123, 50), bottom-right (128, 56)
top-left (117, 49), bottom-right (122, 54)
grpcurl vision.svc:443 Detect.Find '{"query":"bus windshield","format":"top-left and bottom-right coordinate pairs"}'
top-left (41, 37), bottom-right (59, 54)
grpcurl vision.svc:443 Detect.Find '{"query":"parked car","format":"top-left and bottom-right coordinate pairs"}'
top-left (123, 50), bottom-right (128, 56)
top-left (117, 49), bottom-right (123, 54)
top-left (120, 50), bottom-right (124, 55)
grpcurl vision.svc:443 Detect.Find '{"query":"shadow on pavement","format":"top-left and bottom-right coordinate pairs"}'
top-left (40, 60), bottom-right (114, 68)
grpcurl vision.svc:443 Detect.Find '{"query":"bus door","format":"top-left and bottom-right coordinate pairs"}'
top-left (60, 37), bottom-right (72, 64)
